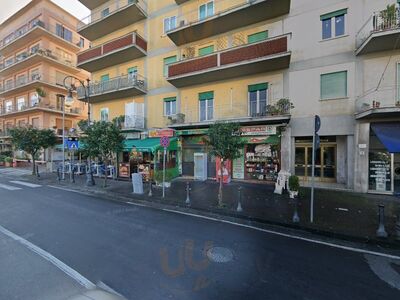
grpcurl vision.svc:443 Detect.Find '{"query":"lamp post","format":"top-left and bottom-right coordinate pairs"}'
top-left (63, 76), bottom-right (95, 186)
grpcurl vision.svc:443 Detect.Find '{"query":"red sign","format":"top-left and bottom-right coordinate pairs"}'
top-left (216, 158), bottom-right (231, 184)
top-left (160, 136), bottom-right (170, 148)
top-left (149, 128), bottom-right (175, 138)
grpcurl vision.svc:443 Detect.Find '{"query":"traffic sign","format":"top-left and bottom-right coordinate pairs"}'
top-left (160, 136), bottom-right (170, 148)
top-left (65, 137), bottom-right (79, 150)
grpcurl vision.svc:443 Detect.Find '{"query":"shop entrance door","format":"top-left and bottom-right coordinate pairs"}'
top-left (395, 153), bottom-right (400, 195)
top-left (295, 145), bottom-right (336, 182)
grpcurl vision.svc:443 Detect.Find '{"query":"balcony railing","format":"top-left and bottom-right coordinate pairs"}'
top-left (168, 98), bottom-right (291, 125)
top-left (356, 7), bottom-right (400, 50)
top-left (77, 74), bottom-right (147, 99)
top-left (0, 20), bottom-right (83, 50)
top-left (0, 48), bottom-right (77, 72)
top-left (78, 0), bottom-right (147, 30)
top-left (355, 85), bottom-right (400, 115)
top-left (0, 74), bottom-right (65, 94)
top-left (0, 100), bottom-right (82, 116)
top-left (122, 115), bottom-right (145, 130)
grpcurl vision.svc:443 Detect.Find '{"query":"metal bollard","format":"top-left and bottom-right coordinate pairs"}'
top-left (236, 186), bottom-right (243, 212)
top-left (185, 181), bottom-right (191, 205)
top-left (36, 165), bottom-right (40, 178)
top-left (57, 167), bottom-right (61, 182)
top-left (71, 167), bottom-right (75, 183)
top-left (395, 214), bottom-right (400, 241)
top-left (148, 181), bottom-right (153, 197)
top-left (292, 197), bottom-right (300, 223)
top-left (376, 204), bottom-right (388, 238)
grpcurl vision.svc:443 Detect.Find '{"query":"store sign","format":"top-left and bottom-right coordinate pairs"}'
top-left (240, 125), bottom-right (276, 136)
top-left (149, 128), bottom-right (175, 138)
top-left (176, 128), bottom-right (209, 136)
top-left (232, 149), bottom-right (244, 179)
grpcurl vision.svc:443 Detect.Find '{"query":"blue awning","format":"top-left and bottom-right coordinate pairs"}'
top-left (371, 123), bottom-right (400, 153)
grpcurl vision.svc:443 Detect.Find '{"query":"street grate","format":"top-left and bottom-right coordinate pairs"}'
top-left (206, 247), bottom-right (234, 263)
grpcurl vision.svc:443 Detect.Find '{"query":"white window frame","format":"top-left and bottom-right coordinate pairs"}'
top-left (322, 14), bottom-right (346, 40)
top-left (163, 16), bottom-right (177, 33)
top-left (199, 98), bottom-right (213, 121)
top-left (199, 1), bottom-right (215, 20)
top-left (5, 100), bottom-right (13, 112)
top-left (164, 100), bottom-right (177, 116)
top-left (17, 97), bottom-right (25, 111)
top-left (100, 108), bottom-right (109, 122)
top-left (248, 89), bottom-right (268, 116)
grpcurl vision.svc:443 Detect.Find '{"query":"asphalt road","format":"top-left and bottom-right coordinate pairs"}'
top-left (0, 174), bottom-right (400, 300)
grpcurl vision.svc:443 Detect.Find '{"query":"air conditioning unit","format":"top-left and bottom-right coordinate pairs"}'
top-left (180, 20), bottom-right (186, 27)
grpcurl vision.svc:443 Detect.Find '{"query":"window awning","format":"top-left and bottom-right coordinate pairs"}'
top-left (124, 137), bottom-right (178, 152)
top-left (371, 123), bottom-right (400, 153)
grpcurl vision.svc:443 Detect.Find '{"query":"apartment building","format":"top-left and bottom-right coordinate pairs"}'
top-left (76, 0), bottom-right (400, 195)
top-left (0, 0), bottom-right (89, 158)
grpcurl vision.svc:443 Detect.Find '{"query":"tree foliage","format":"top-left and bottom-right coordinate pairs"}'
top-left (9, 127), bottom-right (57, 175)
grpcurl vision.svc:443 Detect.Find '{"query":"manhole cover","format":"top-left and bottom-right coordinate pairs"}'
top-left (206, 247), bottom-right (234, 263)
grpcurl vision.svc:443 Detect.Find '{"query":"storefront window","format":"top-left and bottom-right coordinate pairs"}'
top-left (245, 144), bottom-right (279, 181)
top-left (369, 133), bottom-right (392, 193)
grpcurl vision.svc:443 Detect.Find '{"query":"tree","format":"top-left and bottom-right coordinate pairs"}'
top-left (78, 119), bottom-right (124, 187)
top-left (9, 127), bottom-right (57, 175)
top-left (204, 122), bottom-right (244, 206)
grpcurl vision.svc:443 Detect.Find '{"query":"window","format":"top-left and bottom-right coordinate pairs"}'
top-left (199, 91), bottom-right (214, 121)
top-left (30, 44), bottom-right (39, 54)
top-left (5, 79), bottom-right (13, 90)
top-left (163, 56), bottom-right (177, 77)
top-left (100, 108), bottom-right (109, 121)
top-left (31, 69), bottom-right (40, 81)
top-left (247, 31), bottom-right (268, 44)
top-left (199, 1), bottom-right (214, 20)
top-left (5, 57), bottom-right (14, 67)
top-left (164, 16), bottom-right (177, 33)
top-left (164, 97), bottom-right (177, 116)
top-left (30, 93), bottom-right (39, 106)
top-left (17, 97), bottom-right (25, 111)
top-left (79, 37), bottom-right (85, 48)
top-left (101, 8), bottom-right (110, 18)
top-left (56, 24), bottom-right (72, 42)
top-left (5, 100), bottom-right (13, 112)
top-left (248, 83), bottom-right (268, 117)
top-left (16, 51), bottom-right (28, 62)
top-left (16, 74), bottom-right (26, 86)
top-left (321, 9), bottom-right (347, 40)
top-left (128, 0), bottom-right (134, 4)
top-left (320, 71), bottom-right (347, 100)
top-left (31, 117), bottom-right (40, 128)
top-left (198, 45), bottom-right (214, 56)
top-left (100, 74), bottom-right (110, 82)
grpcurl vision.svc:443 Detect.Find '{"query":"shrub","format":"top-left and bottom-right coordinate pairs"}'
top-left (154, 168), bottom-right (178, 183)
top-left (4, 157), bottom-right (13, 163)
top-left (289, 175), bottom-right (300, 192)
top-left (0, 155), bottom-right (6, 162)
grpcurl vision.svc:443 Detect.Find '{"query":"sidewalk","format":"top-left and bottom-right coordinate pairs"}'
top-left (21, 168), bottom-right (400, 246)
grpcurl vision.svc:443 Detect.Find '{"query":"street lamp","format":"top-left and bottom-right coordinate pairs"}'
top-left (63, 76), bottom-right (95, 186)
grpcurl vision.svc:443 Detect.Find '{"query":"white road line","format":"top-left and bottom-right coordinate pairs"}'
top-left (9, 181), bottom-right (42, 188)
top-left (0, 183), bottom-right (22, 191)
top-left (0, 224), bottom-right (95, 289)
top-left (47, 184), bottom-right (400, 260)
top-left (47, 185), bottom-right (89, 194)
top-left (161, 209), bottom-right (400, 260)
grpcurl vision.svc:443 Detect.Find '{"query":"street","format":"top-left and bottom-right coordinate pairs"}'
top-left (0, 174), bottom-right (400, 300)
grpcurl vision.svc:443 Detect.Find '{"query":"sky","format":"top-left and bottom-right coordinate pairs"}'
top-left (0, 0), bottom-right (90, 23)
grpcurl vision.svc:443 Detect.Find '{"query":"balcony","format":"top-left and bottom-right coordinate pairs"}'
top-left (355, 85), bottom-right (400, 119)
top-left (168, 98), bottom-right (291, 128)
top-left (78, 0), bottom-right (147, 40)
top-left (0, 48), bottom-right (79, 77)
top-left (356, 7), bottom-right (400, 55)
top-left (0, 74), bottom-right (69, 98)
top-left (77, 32), bottom-right (147, 72)
top-left (166, 0), bottom-right (290, 46)
top-left (175, 0), bottom-right (190, 4)
top-left (121, 115), bottom-right (145, 130)
top-left (167, 34), bottom-right (290, 87)
top-left (0, 100), bottom-right (82, 117)
top-left (78, 0), bottom-right (109, 10)
top-left (0, 20), bottom-right (83, 58)
top-left (77, 74), bottom-right (147, 103)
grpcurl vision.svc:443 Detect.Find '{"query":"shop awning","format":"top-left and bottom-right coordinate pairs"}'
top-left (124, 137), bottom-right (178, 152)
top-left (371, 123), bottom-right (400, 153)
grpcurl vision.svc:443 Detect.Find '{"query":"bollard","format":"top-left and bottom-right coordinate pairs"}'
top-left (236, 186), bottom-right (243, 212)
top-left (396, 214), bottom-right (400, 241)
top-left (36, 165), bottom-right (40, 178)
top-left (57, 166), bottom-right (61, 182)
top-left (292, 197), bottom-right (300, 223)
top-left (185, 181), bottom-right (191, 205)
top-left (376, 204), bottom-right (388, 238)
top-left (148, 181), bottom-right (153, 197)
top-left (71, 167), bottom-right (75, 184)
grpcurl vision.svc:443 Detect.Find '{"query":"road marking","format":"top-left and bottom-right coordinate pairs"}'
top-left (161, 209), bottom-right (400, 260)
top-left (46, 184), bottom-right (400, 260)
top-left (9, 181), bottom-right (42, 188)
top-left (0, 183), bottom-right (22, 191)
top-left (47, 185), bottom-right (89, 194)
top-left (365, 254), bottom-right (400, 290)
top-left (0, 224), bottom-right (95, 289)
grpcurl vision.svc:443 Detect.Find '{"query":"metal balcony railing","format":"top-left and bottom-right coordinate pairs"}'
top-left (355, 85), bottom-right (400, 113)
top-left (0, 74), bottom-right (64, 93)
top-left (0, 100), bottom-right (82, 116)
top-left (78, 0), bottom-right (147, 30)
top-left (356, 7), bottom-right (400, 48)
top-left (122, 115), bottom-right (145, 129)
top-left (78, 74), bottom-right (147, 98)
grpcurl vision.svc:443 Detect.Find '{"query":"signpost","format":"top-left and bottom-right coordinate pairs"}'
top-left (310, 115), bottom-right (321, 223)
top-left (160, 136), bottom-right (170, 198)
top-left (65, 137), bottom-right (79, 183)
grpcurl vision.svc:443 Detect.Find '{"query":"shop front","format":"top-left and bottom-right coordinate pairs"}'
top-left (121, 137), bottom-right (179, 181)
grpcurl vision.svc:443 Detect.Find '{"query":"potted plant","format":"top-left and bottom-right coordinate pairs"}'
top-left (288, 175), bottom-right (300, 199)
top-left (35, 87), bottom-right (46, 98)
top-left (154, 168), bottom-right (176, 187)
top-left (276, 98), bottom-right (294, 115)
top-left (4, 157), bottom-right (13, 167)
top-left (0, 155), bottom-right (5, 166)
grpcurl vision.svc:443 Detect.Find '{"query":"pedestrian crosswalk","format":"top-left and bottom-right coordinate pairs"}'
top-left (0, 181), bottom-right (42, 192)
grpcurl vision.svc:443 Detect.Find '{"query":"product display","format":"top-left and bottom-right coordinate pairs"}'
top-left (244, 144), bottom-right (279, 181)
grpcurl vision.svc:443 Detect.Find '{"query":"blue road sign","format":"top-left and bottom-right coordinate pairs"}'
top-left (65, 137), bottom-right (79, 150)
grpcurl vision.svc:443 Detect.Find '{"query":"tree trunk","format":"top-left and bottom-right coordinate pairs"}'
top-left (218, 159), bottom-right (224, 207)
top-left (103, 158), bottom-right (108, 188)
top-left (32, 156), bottom-right (36, 175)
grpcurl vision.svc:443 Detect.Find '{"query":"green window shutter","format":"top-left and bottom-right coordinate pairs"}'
top-left (164, 97), bottom-right (176, 102)
top-left (100, 74), bottom-right (109, 81)
top-left (199, 91), bottom-right (214, 100)
top-left (320, 71), bottom-right (347, 100)
top-left (320, 9), bottom-right (348, 21)
top-left (248, 83), bottom-right (268, 92)
top-left (198, 45), bottom-right (214, 56)
top-left (128, 67), bottom-right (137, 74)
top-left (247, 31), bottom-right (268, 44)
top-left (164, 55), bottom-right (177, 77)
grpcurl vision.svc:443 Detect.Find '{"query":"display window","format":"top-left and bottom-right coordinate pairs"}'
top-left (244, 144), bottom-right (280, 181)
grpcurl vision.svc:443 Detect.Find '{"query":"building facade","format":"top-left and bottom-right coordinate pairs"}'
top-left (0, 0), bottom-right (89, 159)
top-left (76, 0), bottom-right (400, 195)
